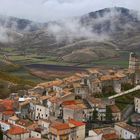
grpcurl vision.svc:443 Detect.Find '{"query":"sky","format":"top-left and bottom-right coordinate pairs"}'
top-left (0, 0), bottom-right (140, 22)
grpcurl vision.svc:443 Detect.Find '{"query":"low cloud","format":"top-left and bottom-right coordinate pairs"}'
top-left (47, 18), bottom-right (109, 43)
top-left (47, 7), bottom-right (138, 43)
top-left (0, 0), bottom-right (140, 22)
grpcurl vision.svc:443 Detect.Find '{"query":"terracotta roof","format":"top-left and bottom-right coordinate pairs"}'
top-left (73, 83), bottom-right (81, 88)
top-left (93, 127), bottom-right (116, 135)
top-left (75, 72), bottom-right (89, 78)
top-left (3, 111), bottom-right (15, 116)
top-left (38, 80), bottom-right (63, 88)
top-left (16, 119), bottom-right (32, 127)
top-left (93, 129), bottom-right (103, 135)
top-left (27, 123), bottom-right (38, 130)
top-left (0, 99), bottom-right (15, 111)
top-left (63, 75), bottom-right (81, 83)
top-left (87, 68), bottom-right (100, 74)
top-left (100, 75), bottom-right (113, 81)
top-left (7, 126), bottom-right (28, 135)
top-left (49, 96), bottom-right (60, 103)
top-left (26, 138), bottom-right (42, 140)
top-left (116, 122), bottom-right (139, 134)
top-left (110, 105), bottom-right (120, 113)
top-left (68, 119), bottom-right (85, 127)
top-left (40, 95), bottom-right (51, 101)
top-left (103, 133), bottom-right (119, 140)
top-left (92, 79), bottom-right (101, 84)
top-left (0, 120), bottom-right (11, 125)
top-left (51, 122), bottom-right (70, 130)
top-left (19, 100), bottom-right (30, 106)
top-left (62, 100), bottom-right (77, 106)
top-left (9, 116), bottom-right (19, 121)
top-left (64, 104), bottom-right (83, 110)
top-left (115, 73), bottom-right (126, 78)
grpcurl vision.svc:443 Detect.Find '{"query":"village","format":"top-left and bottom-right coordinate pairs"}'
top-left (0, 52), bottom-right (140, 140)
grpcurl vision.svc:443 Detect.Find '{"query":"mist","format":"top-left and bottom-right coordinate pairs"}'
top-left (0, 0), bottom-right (140, 22)
top-left (47, 7), bottom-right (139, 43)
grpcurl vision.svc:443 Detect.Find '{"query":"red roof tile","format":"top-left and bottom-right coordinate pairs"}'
top-left (69, 119), bottom-right (85, 127)
top-left (0, 99), bottom-right (15, 111)
top-left (52, 122), bottom-right (70, 130)
top-left (103, 133), bottom-right (119, 140)
top-left (62, 100), bottom-right (77, 106)
top-left (3, 111), bottom-right (15, 116)
top-left (8, 126), bottom-right (28, 135)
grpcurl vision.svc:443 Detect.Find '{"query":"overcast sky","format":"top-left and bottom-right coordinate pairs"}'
top-left (0, 0), bottom-right (140, 22)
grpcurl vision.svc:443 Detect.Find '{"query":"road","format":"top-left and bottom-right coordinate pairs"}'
top-left (108, 85), bottom-right (140, 99)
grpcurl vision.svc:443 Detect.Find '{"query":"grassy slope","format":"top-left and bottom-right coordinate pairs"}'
top-left (116, 90), bottom-right (140, 111)
top-left (0, 71), bottom-right (36, 86)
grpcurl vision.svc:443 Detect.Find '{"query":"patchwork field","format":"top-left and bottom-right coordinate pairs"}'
top-left (0, 46), bottom-right (139, 83)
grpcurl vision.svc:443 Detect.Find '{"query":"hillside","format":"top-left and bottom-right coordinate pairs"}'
top-left (1, 7), bottom-right (140, 63)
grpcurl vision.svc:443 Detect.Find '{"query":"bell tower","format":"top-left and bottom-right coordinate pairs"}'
top-left (129, 52), bottom-right (139, 71)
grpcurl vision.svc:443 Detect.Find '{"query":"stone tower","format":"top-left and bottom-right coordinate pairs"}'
top-left (129, 52), bottom-right (139, 71)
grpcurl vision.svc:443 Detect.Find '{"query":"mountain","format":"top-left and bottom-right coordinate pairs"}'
top-left (0, 15), bottom-right (42, 31)
top-left (80, 7), bottom-right (139, 33)
top-left (1, 7), bottom-right (140, 63)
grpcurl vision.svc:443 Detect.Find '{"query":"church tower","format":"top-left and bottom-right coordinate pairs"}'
top-left (129, 52), bottom-right (139, 71)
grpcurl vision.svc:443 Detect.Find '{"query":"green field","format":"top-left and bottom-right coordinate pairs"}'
top-left (0, 47), bottom-right (138, 84)
top-left (116, 90), bottom-right (140, 110)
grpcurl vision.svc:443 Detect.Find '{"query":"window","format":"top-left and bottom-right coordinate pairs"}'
top-left (40, 109), bottom-right (41, 111)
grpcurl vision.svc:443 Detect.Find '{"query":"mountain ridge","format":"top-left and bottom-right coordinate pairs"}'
top-left (1, 7), bottom-right (140, 63)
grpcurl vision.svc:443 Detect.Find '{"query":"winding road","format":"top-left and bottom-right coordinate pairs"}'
top-left (108, 85), bottom-right (140, 99)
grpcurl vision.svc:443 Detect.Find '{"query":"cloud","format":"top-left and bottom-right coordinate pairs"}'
top-left (0, 0), bottom-right (140, 22)
top-left (47, 7), bottom-right (139, 43)
top-left (47, 18), bottom-right (109, 43)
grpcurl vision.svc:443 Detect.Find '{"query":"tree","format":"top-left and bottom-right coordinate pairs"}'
top-left (0, 126), bottom-right (3, 140)
top-left (127, 117), bottom-right (132, 125)
top-left (106, 106), bottom-right (113, 121)
top-left (92, 108), bottom-right (98, 121)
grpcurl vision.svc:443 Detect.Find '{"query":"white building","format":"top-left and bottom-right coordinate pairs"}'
top-left (38, 119), bottom-right (50, 135)
top-left (129, 52), bottom-right (139, 71)
top-left (115, 122), bottom-right (139, 140)
top-left (30, 130), bottom-right (41, 139)
top-left (85, 130), bottom-right (102, 140)
top-left (0, 121), bottom-right (10, 132)
top-left (134, 96), bottom-right (140, 113)
top-left (35, 105), bottom-right (49, 120)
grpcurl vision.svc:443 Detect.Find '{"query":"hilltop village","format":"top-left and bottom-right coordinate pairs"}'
top-left (0, 52), bottom-right (140, 140)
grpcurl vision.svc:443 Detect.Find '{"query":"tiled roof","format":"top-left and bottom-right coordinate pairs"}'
top-left (16, 119), bottom-right (32, 127)
top-left (25, 138), bottom-right (42, 140)
top-left (9, 115), bottom-right (19, 121)
top-left (51, 122), bottom-right (70, 130)
top-left (100, 75), bottom-right (113, 81)
top-left (68, 119), bottom-right (85, 127)
top-left (110, 105), bottom-right (120, 113)
top-left (87, 68), bottom-right (100, 74)
top-left (0, 99), bottom-right (15, 111)
top-left (3, 111), bottom-right (15, 116)
top-left (7, 126), bottom-right (28, 135)
top-left (63, 75), bottom-right (81, 83)
top-left (116, 122), bottom-right (139, 134)
top-left (62, 100), bottom-right (77, 106)
top-left (103, 133), bottom-right (119, 140)
top-left (38, 80), bottom-right (63, 88)
top-left (40, 95), bottom-right (51, 101)
top-left (75, 72), bottom-right (89, 78)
